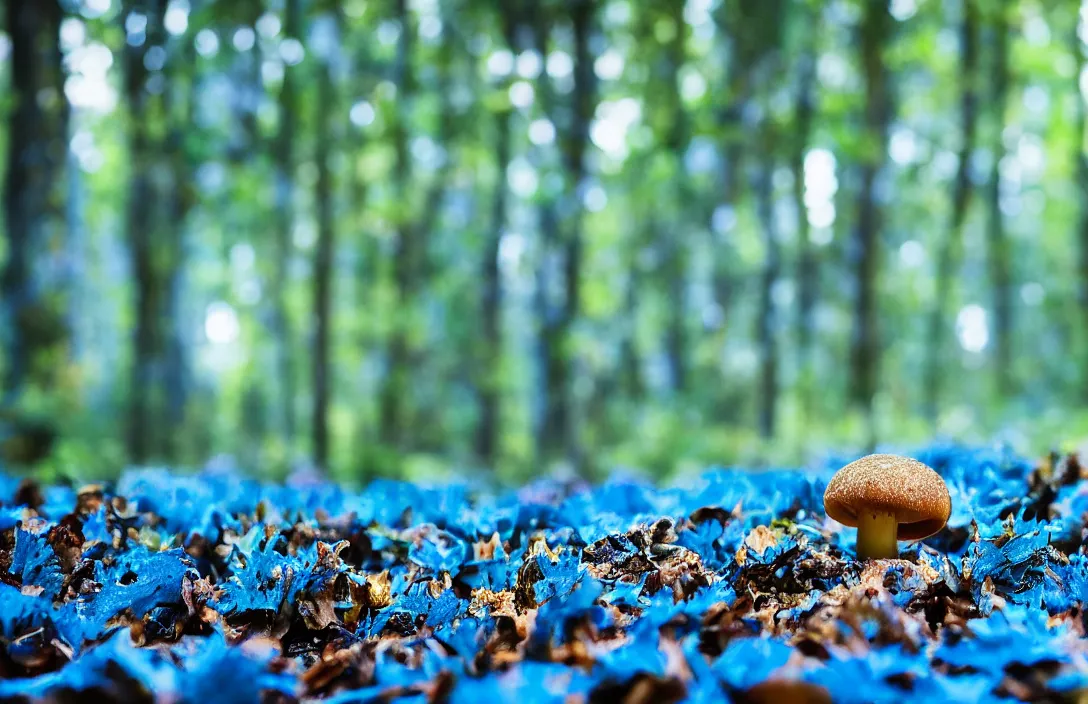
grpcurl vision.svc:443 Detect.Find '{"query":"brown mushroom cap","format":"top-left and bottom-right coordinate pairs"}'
top-left (823, 454), bottom-right (951, 540)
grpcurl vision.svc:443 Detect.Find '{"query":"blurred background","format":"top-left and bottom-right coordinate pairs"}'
top-left (0, 0), bottom-right (1085, 483)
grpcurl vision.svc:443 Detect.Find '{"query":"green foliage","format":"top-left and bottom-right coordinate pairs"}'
top-left (0, 0), bottom-right (1087, 482)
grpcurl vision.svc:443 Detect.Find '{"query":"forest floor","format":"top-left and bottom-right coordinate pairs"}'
top-left (1, 446), bottom-right (1087, 703)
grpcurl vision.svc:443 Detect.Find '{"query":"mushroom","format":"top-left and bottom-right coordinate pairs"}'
top-left (823, 453), bottom-right (951, 560)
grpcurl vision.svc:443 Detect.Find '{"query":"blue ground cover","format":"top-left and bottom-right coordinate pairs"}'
top-left (1, 445), bottom-right (1087, 702)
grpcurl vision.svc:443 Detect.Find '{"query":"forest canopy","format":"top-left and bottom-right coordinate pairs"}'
top-left (1, 0), bottom-right (1086, 482)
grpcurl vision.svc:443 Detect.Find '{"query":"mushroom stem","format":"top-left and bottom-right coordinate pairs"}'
top-left (855, 510), bottom-right (898, 560)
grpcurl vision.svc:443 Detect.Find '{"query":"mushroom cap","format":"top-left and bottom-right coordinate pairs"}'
top-left (823, 454), bottom-right (951, 541)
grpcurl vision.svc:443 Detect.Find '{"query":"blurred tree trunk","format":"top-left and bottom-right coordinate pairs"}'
top-left (161, 9), bottom-right (200, 459)
top-left (350, 165), bottom-right (373, 465)
top-left (711, 0), bottom-right (781, 425)
top-left (662, 0), bottom-right (690, 394)
top-left (271, 0), bottom-right (300, 450)
top-left (378, 0), bottom-right (415, 452)
top-left (476, 105), bottom-right (511, 466)
top-left (849, 0), bottom-right (894, 444)
top-left (65, 126), bottom-right (85, 366)
top-left (619, 257), bottom-right (644, 400)
top-left (988, 7), bottom-right (1013, 397)
top-left (755, 158), bottom-right (779, 439)
top-left (1074, 11), bottom-right (1088, 401)
top-left (123, 4), bottom-right (155, 464)
top-left (123, 0), bottom-right (170, 464)
top-left (1, 0), bottom-right (69, 403)
top-left (529, 2), bottom-right (581, 466)
top-left (617, 168), bottom-right (649, 404)
top-left (924, 0), bottom-right (978, 424)
top-left (529, 5), bottom-right (560, 461)
top-left (475, 8), bottom-right (521, 467)
top-left (792, 19), bottom-right (818, 417)
top-left (616, 9), bottom-right (655, 407)
top-left (233, 14), bottom-right (263, 160)
top-left (312, 18), bottom-right (340, 472)
top-left (544, 0), bottom-right (596, 471)
top-left (377, 2), bottom-right (455, 455)
top-left (750, 2), bottom-right (791, 441)
top-left (711, 1), bottom-right (748, 336)
top-left (349, 50), bottom-right (374, 465)
top-left (406, 16), bottom-right (455, 447)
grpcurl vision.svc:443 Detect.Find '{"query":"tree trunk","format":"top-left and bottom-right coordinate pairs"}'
top-left (473, 8), bottom-right (523, 467)
top-left (378, 0), bottom-right (416, 452)
top-left (312, 26), bottom-right (338, 471)
top-left (663, 238), bottom-right (688, 394)
top-left (406, 18), bottom-right (454, 450)
top-left (476, 106), bottom-right (511, 466)
top-left (989, 7), bottom-right (1013, 397)
top-left (270, 0), bottom-right (300, 449)
top-left (662, 0), bottom-right (690, 394)
top-left (529, 3), bottom-right (563, 461)
top-left (125, 124), bottom-right (156, 464)
top-left (849, 0), bottom-right (894, 443)
top-left (65, 122), bottom-right (85, 366)
top-left (161, 7), bottom-right (200, 459)
top-left (755, 160), bottom-right (779, 439)
top-left (1, 0), bottom-right (69, 403)
top-left (615, 10), bottom-right (661, 407)
top-left (792, 20), bottom-right (818, 415)
top-left (376, 1), bottom-right (456, 456)
top-left (533, 197), bottom-right (561, 457)
top-left (123, 0), bottom-right (169, 464)
top-left (541, 0), bottom-right (596, 470)
top-left (349, 51), bottom-right (375, 466)
top-left (709, 0), bottom-right (751, 424)
top-left (924, 0), bottom-right (978, 424)
top-left (619, 253), bottom-right (644, 400)
top-left (1075, 10), bottom-right (1088, 402)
